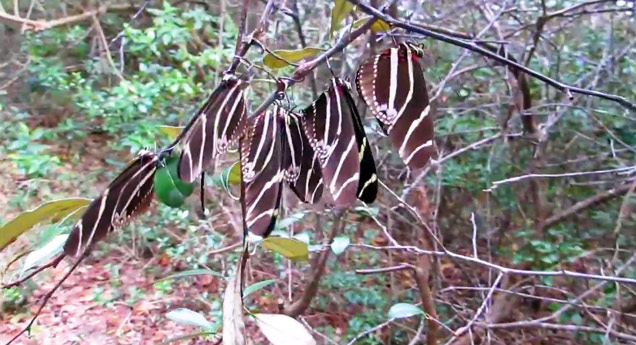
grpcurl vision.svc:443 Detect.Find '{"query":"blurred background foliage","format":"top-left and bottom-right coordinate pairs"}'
top-left (1, 0), bottom-right (636, 344)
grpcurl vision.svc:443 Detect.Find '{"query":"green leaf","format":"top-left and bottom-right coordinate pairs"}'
top-left (158, 125), bottom-right (184, 139)
top-left (243, 279), bottom-right (277, 299)
top-left (156, 268), bottom-right (225, 282)
top-left (262, 237), bottom-right (309, 262)
top-left (166, 308), bottom-right (213, 330)
top-left (387, 303), bottom-right (424, 319)
top-left (155, 165), bottom-right (186, 207)
top-left (154, 153), bottom-right (194, 208)
top-left (352, 17), bottom-right (390, 32)
top-left (211, 162), bottom-right (241, 198)
top-left (254, 313), bottom-right (316, 345)
top-left (330, 0), bottom-right (355, 36)
top-left (330, 236), bottom-right (350, 255)
top-left (166, 154), bottom-right (195, 196)
top-left (226, 162), bottom-right (242, 185)
top-left (263, 48), bottom-right (324, 69)
top-left (0, 198), bottom-right (91, 252)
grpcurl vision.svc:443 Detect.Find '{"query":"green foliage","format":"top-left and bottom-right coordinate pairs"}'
top-left (18, 3), bottom-right (237, 150)
top-left (154, 153), bottom-right (195, 208)
top-left (510, 225), bottom-right (585, 269)
top-left (7, 123), bottom-right (60, 177)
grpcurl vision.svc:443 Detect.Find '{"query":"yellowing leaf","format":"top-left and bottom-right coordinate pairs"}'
top-left (263, 48), bottom-right (324, 69)
top-left (330, 0), bottom-right (355, 36)
top-left (158, 125), bottom-right (184, 139)
top-left (254, 314), bottom-right (316, 345)
top-left (0, 198), bottom-right (91, 252)
top-left (226, 162), bottom-right (242, 185)
top-left (352, 17), bottom-right (390, 32)
top-left (261, 237), bottom-right (309, 262)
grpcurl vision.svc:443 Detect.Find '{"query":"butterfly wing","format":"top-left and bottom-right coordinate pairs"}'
top-left (303, 79), bottom-right (360, 207)
top-left (356, 43), bottom-right (435, 169)
top-left (64, 151), bottom-right (158, 257)
top-left (178, 76), bottom-right (247, 183)
top-left (239, 107), bottom-right (285, 237)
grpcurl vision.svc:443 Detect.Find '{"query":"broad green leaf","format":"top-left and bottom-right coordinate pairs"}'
top-left (223, 269), bottom-right (246, 345)
top-left (243, 279), bottom-right (277, 299)
top-left (157, 268), bottom-right (225, 282)
top-left (330, 0), bottom-right (354, 36)
top-left (154, 153), bottom-right (194, 208)
top-left (166, 308), bottom-right (213, 330)
top-left (155, 165), bottom-right (186, 207)
top-left (165, 154), bottom-right (195, 196)
top-left (22, 234), bottom-right (68, 274)
top-left (262, 237), bottom-right (309, 262)
top-left (352, 17), bottom-right (390, 32)
top-left (0, 198), bottom-right (90, 252)
top-left (330, 236), bottom-right (350, 255)
top-left (158, 125), bottom-right (184, 139)
top-left (387, 303), bottom-right (424, 319)
top-left (254, 313), bottom-right (316, 345)
top-left (263, 48), bottom-right (324, 69)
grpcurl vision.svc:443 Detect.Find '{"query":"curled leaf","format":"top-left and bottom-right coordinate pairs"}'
top-left (263, 48), bottom-right (324, 69)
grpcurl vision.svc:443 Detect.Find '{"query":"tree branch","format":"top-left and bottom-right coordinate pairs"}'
top-left (346, 0), bottom-right (636, 112)
top-left (0, 4), bottom-right (137, 32)
top-left (357, 263), bottom-right (439, 345)
top-left (283, 210), bottom-right (344, 317)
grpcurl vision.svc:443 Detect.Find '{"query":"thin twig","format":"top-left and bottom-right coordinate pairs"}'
top-left (347, 0), bottom-right (636, 112)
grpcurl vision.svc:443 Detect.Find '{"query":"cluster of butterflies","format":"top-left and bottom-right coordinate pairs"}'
top-left (63, 42), bottom-right (435, 258)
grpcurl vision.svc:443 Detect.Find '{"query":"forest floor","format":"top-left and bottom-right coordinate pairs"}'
top-left (0, 249), bottom-right (222, 344)
top-left (0, 133), bottom-right (223, 345)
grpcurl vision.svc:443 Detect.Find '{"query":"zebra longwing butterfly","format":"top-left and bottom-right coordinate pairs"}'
top-left (340, 79), bottom-right (378, 204)
top-left (303, 78), bottom-right (377, 206)
top-left (283, 112), bottom-right (324, 204)
top-left (356, 42), bottom-right (435, 169)
top-left (239, 106), bottom-right (286, 237)
top-left (178, 75), bottom-right (248, 183)
top-left (64, 150), bottom-right (158, 258)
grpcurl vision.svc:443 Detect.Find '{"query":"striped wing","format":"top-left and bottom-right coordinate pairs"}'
top-left (303, 78), bottom-right (360, 207)
top-left (64, 150), bottom-right (158, 258)
top-left (338, 79), bottom-right (378, 204)
top-left (239, 107), bottom-right (285, 237)
top-left (283, 112), bottom-right (323, 203)
top-left (178, 75), bottom-right (247, 183)
top-left (356, 43), bottom-right (435, 169)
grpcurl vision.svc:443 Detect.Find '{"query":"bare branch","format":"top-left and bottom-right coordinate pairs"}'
top-left (346, 0), bottom-right (636, 112)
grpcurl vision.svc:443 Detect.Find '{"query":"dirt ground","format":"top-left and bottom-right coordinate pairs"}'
top-left (1, 256), bottom-right (221, 345)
